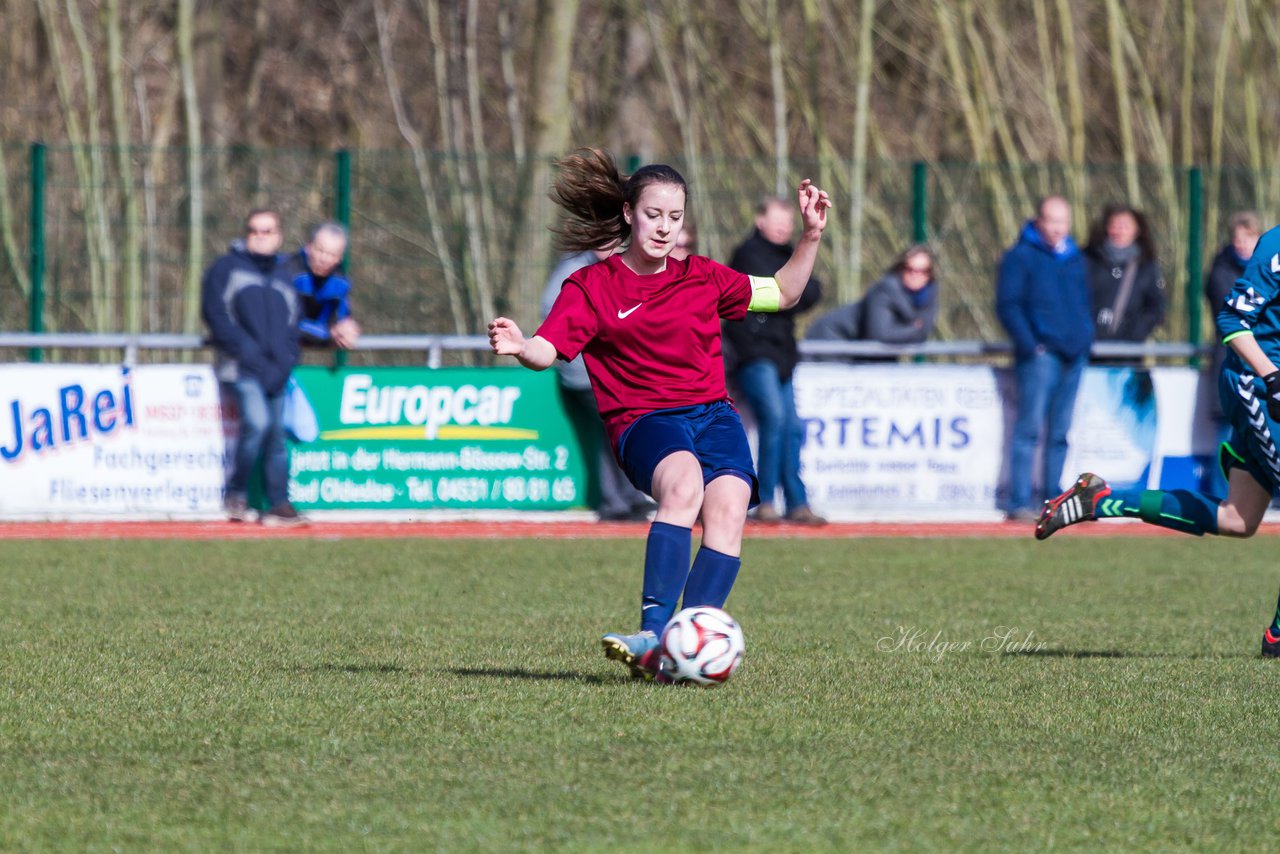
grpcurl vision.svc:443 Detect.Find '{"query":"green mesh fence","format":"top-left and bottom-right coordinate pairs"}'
top-left (1, 144), bottom-right (1277, 360)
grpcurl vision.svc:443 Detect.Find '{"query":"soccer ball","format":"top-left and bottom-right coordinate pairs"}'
top-left (658, 606), bottom-right (745, 685)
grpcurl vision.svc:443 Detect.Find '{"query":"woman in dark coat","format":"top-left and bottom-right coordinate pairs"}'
top-left (1083, 204), bottom-right (1166, 349)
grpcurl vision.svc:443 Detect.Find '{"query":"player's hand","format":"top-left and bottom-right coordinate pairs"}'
top-left (488, 317), bottom-right (526, 357)
top-left (797, 179), bottom-right (831, 234)
top-left (330, 317), bottom-right (361, 350)
top-left (1264, 371), bottom-right (1280, 421)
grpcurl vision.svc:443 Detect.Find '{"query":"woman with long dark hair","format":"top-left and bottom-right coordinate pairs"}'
top-left (489, 148), bottom-right (830, 679)
top-left (1082, 204), bottom-right (1166, 350)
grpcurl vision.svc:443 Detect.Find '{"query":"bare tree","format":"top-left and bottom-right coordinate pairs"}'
top-left (105, 0), bottom-right (142, 334)
top-left (373, 0), bottom-right (467, 334)
top-left (178, 0), bottom-right (204, 336)
top-left (504, 0), bottom-right (581, 329)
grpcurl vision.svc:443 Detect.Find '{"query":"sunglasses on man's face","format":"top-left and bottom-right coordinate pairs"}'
top-left (903, 265), bottom-right (932, 275)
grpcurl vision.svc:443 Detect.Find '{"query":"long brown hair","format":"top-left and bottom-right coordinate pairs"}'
top-left (550, 148), bottom-right (687, 252)
top-left (1085, 203), bottom-right (1156, 262)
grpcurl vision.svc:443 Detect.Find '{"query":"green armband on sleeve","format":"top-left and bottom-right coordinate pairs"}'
top-left (747, 276), bottom-right (781, 313)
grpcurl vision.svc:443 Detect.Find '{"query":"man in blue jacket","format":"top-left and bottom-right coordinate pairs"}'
top-left (283, 222), bottom-right (361, 350)
top-left (996, 195), bottom-right (1095, 521)
top-left (201, 209), bottom-right (304, 526)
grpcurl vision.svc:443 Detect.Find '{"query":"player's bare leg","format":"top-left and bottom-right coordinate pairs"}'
top-left (1216, 466), bottom-right (1271, 538)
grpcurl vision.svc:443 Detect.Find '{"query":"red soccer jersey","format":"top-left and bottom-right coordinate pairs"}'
top-left (535, 254), bottom-right (753, 448)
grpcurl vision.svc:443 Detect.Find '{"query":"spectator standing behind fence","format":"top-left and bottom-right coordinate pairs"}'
top-left (283, 222), bottom-right (361, 350)
top-left (1204, 211), bottom-right (1263, 497)
top-left (1083, 204), bottom-right (1166, 357)
top-left (723, 196), bottom-right (826, 525)
top-left (996, 195), bottom-right (1095, 523)
top-left (201, 209), bottom-right (306, 527)
top-left (540, 246), bottom-right (653, 522)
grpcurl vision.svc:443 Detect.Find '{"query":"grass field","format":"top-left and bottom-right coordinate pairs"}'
top-left (2, 533), bottom-right (1278, 850)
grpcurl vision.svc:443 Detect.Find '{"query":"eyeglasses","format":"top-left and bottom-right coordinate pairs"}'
top-left (246, 227), bottom-right (280, 235)
top-left (903, 265), bottom-right (932, 275)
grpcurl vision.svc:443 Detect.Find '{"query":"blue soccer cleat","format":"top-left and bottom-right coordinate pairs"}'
top-left (601, 630), bottom-right (660, 680)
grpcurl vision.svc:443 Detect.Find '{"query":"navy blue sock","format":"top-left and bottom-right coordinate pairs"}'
top-left (640, 522), bottom-right (693, 635)
top-left (1096, 488), bottom-right (1220, 536)
top-left (682, 545), bottom-right (742, 609)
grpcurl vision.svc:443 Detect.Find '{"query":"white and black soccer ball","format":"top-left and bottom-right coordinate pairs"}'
top-left (658, 606), bottom-right (744, 685)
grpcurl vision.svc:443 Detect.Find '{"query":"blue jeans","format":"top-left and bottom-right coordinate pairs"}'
top-left (227, 377), bottom-right (289, 507)
top-left (735, 358), bottom-right (808, 513)
top-left (1008, 350), bottom-right (1086, 511)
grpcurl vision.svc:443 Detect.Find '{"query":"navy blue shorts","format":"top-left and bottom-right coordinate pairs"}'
top-left (616, 400), bottom-right (760, 506)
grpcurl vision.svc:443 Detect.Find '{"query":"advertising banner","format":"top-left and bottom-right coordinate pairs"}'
top-left (1059, 367), bottom-right (1159, 492)
top-left (0, 364), bottom-right (226, 518)
top-left (793, 363), bottom-right (1007, 520)
top-left (1062, 366), bottom-right (1216, 493)
top-left (0, 361), bottom-right (1219, 521)
top-left (287, 366), bottom-right (588, 511)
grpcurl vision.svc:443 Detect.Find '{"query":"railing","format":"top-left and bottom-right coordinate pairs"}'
top-left (799, 339), bottom-right (1208, 362)
top-left (0, 333), bottom-right (1211, 366)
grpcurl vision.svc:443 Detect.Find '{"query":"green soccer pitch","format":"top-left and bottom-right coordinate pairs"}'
top-left (1, 535), bottom-right (1277, 850)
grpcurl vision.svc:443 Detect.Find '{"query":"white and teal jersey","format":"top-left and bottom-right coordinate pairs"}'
top-left (1217, 224), bottom-right (1280, 369)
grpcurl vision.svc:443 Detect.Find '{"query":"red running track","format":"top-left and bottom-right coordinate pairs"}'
top-left (0, 518), bottom-right (1237, 540)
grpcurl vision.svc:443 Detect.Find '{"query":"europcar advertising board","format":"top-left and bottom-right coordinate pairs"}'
top-left (286, 366), bottom-right (588, 511)
top-left (0, 364), bottom-right (225, 518)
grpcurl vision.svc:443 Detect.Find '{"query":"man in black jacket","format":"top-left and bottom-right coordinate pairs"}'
top-left (201, 209), bottom-right (304, 526)
top-left (723, 196), bottom-right (826, 525)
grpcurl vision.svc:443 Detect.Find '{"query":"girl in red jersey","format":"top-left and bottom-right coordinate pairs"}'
top-left (489, 149), bottom-right (830, 679)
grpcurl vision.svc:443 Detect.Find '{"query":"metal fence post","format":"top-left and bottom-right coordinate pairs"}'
top-left (912, 161), bottom-right (927, 243)
top-left (28, 142), bottom-right (46, 363)
top-left (1186, 166), bottom-right (1204, 367)
top-left (335, 148), bottom-right (352, 228)
top-left (334, 148), bottom-right (353, 369)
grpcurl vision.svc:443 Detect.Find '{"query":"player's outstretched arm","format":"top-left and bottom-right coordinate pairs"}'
top-left (488, 317), bottom-right (557, 370)
top-left (774, 179), bottom-right (831, 310)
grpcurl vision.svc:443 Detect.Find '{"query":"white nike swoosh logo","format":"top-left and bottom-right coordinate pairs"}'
top-left (641, 603), bottom-right (660, 610)
top-left (617, 303), bottom-right (643, 319)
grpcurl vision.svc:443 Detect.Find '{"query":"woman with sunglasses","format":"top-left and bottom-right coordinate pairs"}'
top-left (860, 244), bottom-right (940, 345)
